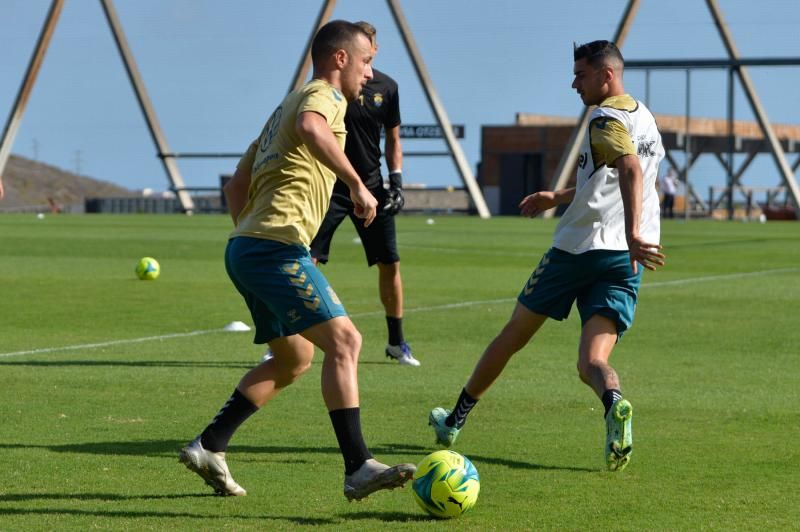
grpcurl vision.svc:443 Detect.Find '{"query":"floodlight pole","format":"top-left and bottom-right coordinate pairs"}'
top-left (726, 63), bottom-right (735, 219)
top-left (705, 0), bottom-right (800, 208)
top-left (684, 70), bottom-right (691, 221)
top-left (544, 0), bottom-right (640, 218)
top-left (100, 0), bottom-right (195, 213)
top-left (288, 0), bottom-right (337, 93)
top-left (0, 0), bottom-right (64, 184)
top-left (386, 0), bottom-right (490, 218)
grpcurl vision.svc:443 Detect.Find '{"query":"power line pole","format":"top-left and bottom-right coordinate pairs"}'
top-left (74, 149), bottom-right (83, 176)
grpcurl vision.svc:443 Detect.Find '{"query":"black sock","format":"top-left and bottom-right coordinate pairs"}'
top-left (386, 316), bottom-right (404, 346)
top-left (601, 389), bottom-right (623, 417)
top-left (200, 388), bottom-right (259, 452)
top-left (445, 388), bottom-right (478, 429)
top-left (329, 408), bottom-right (373, 475)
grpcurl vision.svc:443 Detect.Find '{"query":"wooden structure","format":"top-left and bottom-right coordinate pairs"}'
top-left (480, 113), bottom-right (800, 216)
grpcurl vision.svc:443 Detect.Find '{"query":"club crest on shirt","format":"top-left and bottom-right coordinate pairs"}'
top-left (372, 93), bottom-right (384, 108)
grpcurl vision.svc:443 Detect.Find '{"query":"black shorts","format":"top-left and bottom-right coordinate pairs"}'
top-left (310, 189), bottom-right (399, 266)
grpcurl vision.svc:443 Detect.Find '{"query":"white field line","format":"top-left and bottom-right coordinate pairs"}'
top-left (399, 243), bottom-right (537, 258)
top-left (1, 267), bottom-right (796, 359)
top-left (348, 298), bottom-right (514, 318)
top-left (0, 330), bottom-right (219, 359)
top-left (640, 267), bottom-right (799, 288)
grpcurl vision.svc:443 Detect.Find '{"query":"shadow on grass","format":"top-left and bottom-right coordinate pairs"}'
top-left (0, 440), bottom-right (421, 458)
top-left (0, 440), bottom-right (339, 458)
top-left (464, 453), bottom-right (594, 473)
top-left (343, 510), bottom-right (432, 523)
top-left (0, 492), bottom-right (211, 502)
top-left (0, 360), bottom-right (256, 369)
top-left (372, 442), bottom-right (595, 472)
top-left (0, 439), bottom-right (594, 472)
top-left (0, 495), bottom-right (426, 525)
top-left (0, 506), bottom-right (336, 525)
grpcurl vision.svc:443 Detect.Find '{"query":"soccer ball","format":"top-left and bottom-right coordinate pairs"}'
top-left (411, 450), bottom-right (480, 518)
top-left (135, 257), bottom-right (160, 280)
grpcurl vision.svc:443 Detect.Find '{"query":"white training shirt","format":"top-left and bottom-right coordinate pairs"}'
top-left (553, 94), bottom-right (664, 254)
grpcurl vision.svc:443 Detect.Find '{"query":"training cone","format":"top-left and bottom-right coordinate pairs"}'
top-left (224, 321), bottom-right (251, 332)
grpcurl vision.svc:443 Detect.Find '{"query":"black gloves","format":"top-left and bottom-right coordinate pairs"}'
top-left (383, 171), bottom-right (405, 216)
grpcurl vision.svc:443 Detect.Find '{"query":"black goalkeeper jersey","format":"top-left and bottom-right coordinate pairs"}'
top-left (334, 68), bottom-right (401, 194)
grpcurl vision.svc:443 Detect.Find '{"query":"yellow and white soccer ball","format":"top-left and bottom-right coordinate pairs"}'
top-left (411, 450), bottom-right (480, 518)
top-left (135, 257), bottom-right (160, 280)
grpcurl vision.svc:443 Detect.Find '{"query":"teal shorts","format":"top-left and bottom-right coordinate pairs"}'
top-left (225, 237), bottom-right (347, 344)
top-left (517, 247), bottom-right (643, 337)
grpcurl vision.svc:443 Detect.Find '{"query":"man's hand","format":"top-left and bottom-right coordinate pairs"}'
top-left (382, 170), bottom-right (404, 216)
top-left (628, 235), bottom-right (665, 274)
top-left (351, 185), bottom-right (378, 227)
top-left (519, 191), bottom-right (559, 217)
top-left (382, 187), bottom-right (404, 216)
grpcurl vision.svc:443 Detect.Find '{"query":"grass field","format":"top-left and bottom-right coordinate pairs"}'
top-left (1, 213), bottom-right (798, 530)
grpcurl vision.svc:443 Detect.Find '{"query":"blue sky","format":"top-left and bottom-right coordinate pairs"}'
top-left (2, 0), bottom-right (799, 198)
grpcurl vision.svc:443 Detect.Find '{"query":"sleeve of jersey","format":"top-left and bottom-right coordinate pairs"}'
top-left (298, 88), bottom-right (340, 126)
top-left (589, 117), bottom-right (636, 169)
top-left (236, 141), bottom-right (257, 172)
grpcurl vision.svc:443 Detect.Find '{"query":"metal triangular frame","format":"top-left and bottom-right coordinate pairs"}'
top-left (705, 0), bottom-right (800, 209)
top-left (289, 0), bottom-right (491, 218)
top-left (546, 0), bottom-right (800, 218)
top-left (7, 2), bottom-right (793, 218)
top-left (0, 0), bottom-right (196, 213)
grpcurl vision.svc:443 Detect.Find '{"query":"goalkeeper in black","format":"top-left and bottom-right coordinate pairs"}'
top-left (310, 21), bottom-right (420, 367)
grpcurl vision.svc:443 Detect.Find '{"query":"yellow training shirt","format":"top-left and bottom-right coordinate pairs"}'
top-left (231, 79), bottom-right (348, 248)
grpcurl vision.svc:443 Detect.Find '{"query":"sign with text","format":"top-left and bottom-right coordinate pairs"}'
top-left (393, 124), bottom-right (465, 139)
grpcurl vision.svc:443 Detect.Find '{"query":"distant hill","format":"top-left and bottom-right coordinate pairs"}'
top-left (1, 154), bottom-right (136, 212)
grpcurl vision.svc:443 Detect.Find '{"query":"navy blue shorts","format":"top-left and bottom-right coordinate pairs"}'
top-left (225, 237), bottom-right (347, 344)
top-left (517, 247), bottom-right (643, 337)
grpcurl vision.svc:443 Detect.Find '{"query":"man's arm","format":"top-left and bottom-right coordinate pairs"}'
top-left (384, 125), bottom-right (402, 177)
top-left (616, 154), bottom-right (665, 273)
top-left (296, 110), bottom-right (377, 226)
top-left (519, 187), bottom-right (575, 217)
top-left (223, 164), bottom-right (251, 226)
top-left (223, 142), bottom-right (256, 225)
top-left (0, 177), bottom-right (4, 200)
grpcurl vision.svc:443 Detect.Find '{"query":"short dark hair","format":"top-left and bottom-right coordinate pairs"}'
top-left (311, 20), bottom-right (368, 68)
top-left (573, 40), bottom-right (624, 69)
top-left (354, 20), bottom-right (377, 48)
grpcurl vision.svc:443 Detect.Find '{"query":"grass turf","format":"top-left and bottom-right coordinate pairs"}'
top-left (0, 213), bottom-right (798, 530)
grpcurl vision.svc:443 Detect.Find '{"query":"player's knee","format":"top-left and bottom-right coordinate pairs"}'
top-left (272, 365), bottom-right (304, 388)
top-left (342, 327), bottom-right (362, 357)
top-left (289, 359), bottom-right (313, 381)
top-left (272, 341), bottom-right (314, 383)
top-left (273, 356), bottom-right (312, 387)
top-left (328, 324), bottom-right (362, 363)
top-left (576, 357), bottom-right (603, 384)
top-left (288, 350), bottom-right (314, 377)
